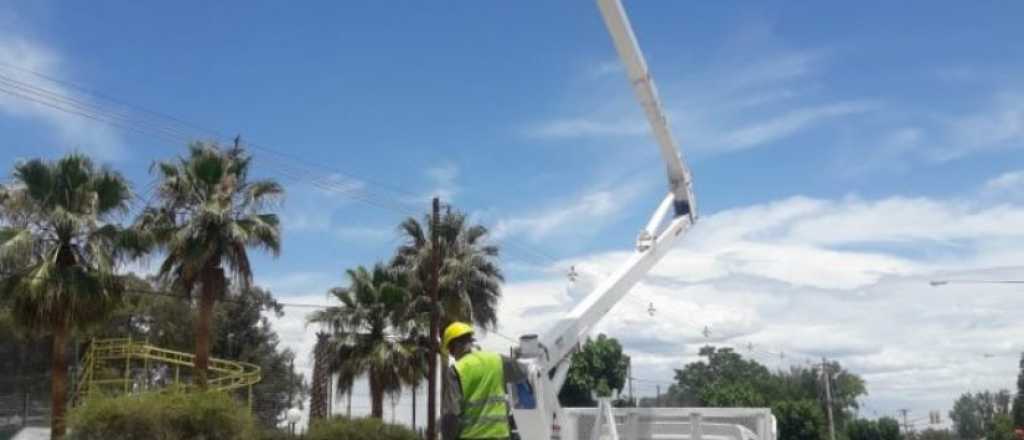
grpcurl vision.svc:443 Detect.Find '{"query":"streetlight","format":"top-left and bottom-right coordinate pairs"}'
top-left (286, 408), bottom-right (302, 436)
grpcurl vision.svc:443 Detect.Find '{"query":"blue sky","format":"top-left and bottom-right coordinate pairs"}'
top-left (3, 0), bottom-right (1024, 429)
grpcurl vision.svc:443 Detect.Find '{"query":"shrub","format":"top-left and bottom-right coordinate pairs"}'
top-left (68, 391), bottom-right (258, 440)
top-left (307, 416), bottom-right (419, 440)
top-left (256, 427), bottom-right (295, 440)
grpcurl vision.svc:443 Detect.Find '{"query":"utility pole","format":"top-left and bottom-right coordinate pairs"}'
top-left (899, 409), bottom-right (911, 434)
top-left (425, 197), bottom-right (441, 440)
top-left (822, 357), bottom-right (836, 440)
top-left (656, 385), bottom-right (661, 407)
top-left (627, 360), bottom-right (634, 407)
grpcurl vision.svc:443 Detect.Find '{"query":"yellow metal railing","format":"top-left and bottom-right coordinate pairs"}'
top-left (72, 337), bottom-right (261, 409)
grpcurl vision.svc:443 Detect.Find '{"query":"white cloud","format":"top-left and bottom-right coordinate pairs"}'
top-left (525, 47), bottom-right (873, 158)
top-left (425, 162), bottom-right (459, 201)
top-left (856, 92), bottom-right (1024, 165)
top-left (492, 180), bottom-right (646, 242)
top-left (0, 35), bottom-right (125, 160)
top-left (488, 186), bottom-right (1024, 419)
top-left (528, 117), bottom-right (648, 139)
top-left (280, 176), bottom-right (398, 244)
top-left (257, 271), bottom-right (337, 298)
top-left (590, 60), bottom-right (624, 78)
top-left (267, 174), bottom-right (1024, 429)
top-left (984, 169), bottom-right (1024, 193)
top-left (939, 93), bottom-right (1024, 160)
top-left (333, 225), bottom-right (394, 242)
top-left (398, 161), bottom-right (461, 206)
top-left (715, 101), bottom-right (874, 153)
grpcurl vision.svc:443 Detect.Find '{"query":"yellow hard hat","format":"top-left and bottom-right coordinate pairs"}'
top-left (442, 322), bottom-right (474, 353)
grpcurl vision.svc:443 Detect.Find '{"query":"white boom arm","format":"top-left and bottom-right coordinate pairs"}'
top-left (510, 1), bottom-right (697, 438)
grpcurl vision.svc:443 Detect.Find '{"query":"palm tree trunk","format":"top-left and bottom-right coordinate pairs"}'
top-left (194, 266), bottom-right (223, 389)
top-left (50, 321), bottom-right (68, 440)
top-left (369, 371), bottom-right (384, 419)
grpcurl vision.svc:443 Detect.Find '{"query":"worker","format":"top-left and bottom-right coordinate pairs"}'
top-left (441, 321), bottom-right (527, 440)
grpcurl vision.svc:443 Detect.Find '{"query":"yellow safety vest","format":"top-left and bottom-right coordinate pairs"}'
top-left (454, 351), bottom-right (510, 439)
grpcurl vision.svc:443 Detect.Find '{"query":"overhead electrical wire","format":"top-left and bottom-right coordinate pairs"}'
top-left (0, 65), bottom-right (570, 268)
top-left (0, 64), bottom-right (882, 394)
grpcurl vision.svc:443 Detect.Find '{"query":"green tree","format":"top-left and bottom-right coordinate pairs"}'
top-left (393, 207), bottom-right (504, 331)
top-left (558, 334), bottom-right (630, 407)
top-left (136, 142), bottom-right (282, 387)
top-left (1014, 353), bottom-right (1024, 428)
top-left (878, 417), bottom-right (902, 440)
top-left (668, 346), bottom-right (774, 406)
top-left (950, 390), bottom-right (1012, 440)
top-left (846, 418), bottom-right (880, 440)
top-left (0, 154), bottom-right (141, 439)
top-left (951, 392), bottom-right (985, 440)
top-left (773, 362), bottom-right (866, 431)
top-left (773, 400), bottom-right (825, 440)
top-left (88, 277), bottom-right (307, 427)
top-left (667, 347), bottom-right (866, 437)
top-left (989, 414), bottom-right (1016, 440)
top-left (908, 428), bottom-right (953, 440)
top-left (308, 264), bottom-right (420, 419)
top-left (210, 285), bottom-right (307, 427)
top-left (392, 206), bottom-right (504, 414)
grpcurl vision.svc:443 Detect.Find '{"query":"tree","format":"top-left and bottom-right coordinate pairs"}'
top-left (668, 346), bottom-right (774, 407)
top-left (772, 362), bottom-right (866, 431)
top-left (1014, 354), bottom-right (1024, 428)
top-left (666, 346), bottom-right (866, 438)
top-left (392, 205), bottom-right (504, 426)
top-left (773, 400), bottom-right (825, 440)
top-left (210, 285), bottom-right (307, 427)
top-left (951, 392), bottom-right (985, 440)
top-left (846, 419), bottom-right (880, 440)
top-left (844, 417), bottom-right (901, 440)
top-left (989, 414), bottom-right (1016, 440)
top-left (950, 390), bottom-right (1014, 440)
top-left (0, 154), bottom-right (140, 439)
top-left (558, 334), bottom-right (630, 407)
top-left (393, 207), bottom-right (504, 332)
top-left (137, 141), bottom-right (282, 387)
top-left (308, 264), bottom-right (421, 419)
top-left (878, 417), bottom-right (902, 440)
top-left (908, 428), bottom-right (953, 440)
top-left (89, 278), bottom-right (307, 427)
top-left (310, 332), bottom-right (331, 422)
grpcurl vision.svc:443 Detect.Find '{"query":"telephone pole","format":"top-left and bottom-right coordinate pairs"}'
top-left (822, 357), bottom-right (836, 440)
top-left (899, 409), bottom-right (911, 434)
top-left (627, 360), bottom-right (635, 407)
top-left (425, 197), bottom-right (441, 440)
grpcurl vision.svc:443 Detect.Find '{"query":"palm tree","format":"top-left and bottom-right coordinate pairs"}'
top-left (394, 208), bottom-right (503, 330)
top-left (308, 263), bottom-right (422, 419)
top-left (0, 154), bottom-right (139, 439)
top-left (392, 206), bottom-right (504, 422)
top-left (136, 141), bottom-right (282, 387)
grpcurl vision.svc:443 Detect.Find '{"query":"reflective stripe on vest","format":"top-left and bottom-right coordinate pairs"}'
top-left (454, 351), bottom-right (510, 439)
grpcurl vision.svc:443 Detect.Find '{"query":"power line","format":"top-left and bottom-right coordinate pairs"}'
top-left (0, 64), bottom-right (565, 269)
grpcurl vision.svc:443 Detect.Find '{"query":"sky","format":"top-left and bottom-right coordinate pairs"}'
top-left (2, 0), bottom-right (1024, 433)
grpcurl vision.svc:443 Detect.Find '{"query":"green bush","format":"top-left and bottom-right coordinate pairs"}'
top-left (256, 427), bottom-right (295, 440)
top-left (68, 391), bottom-right (258, 440)
top-left (307, 416), bottom-right (418, 440)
